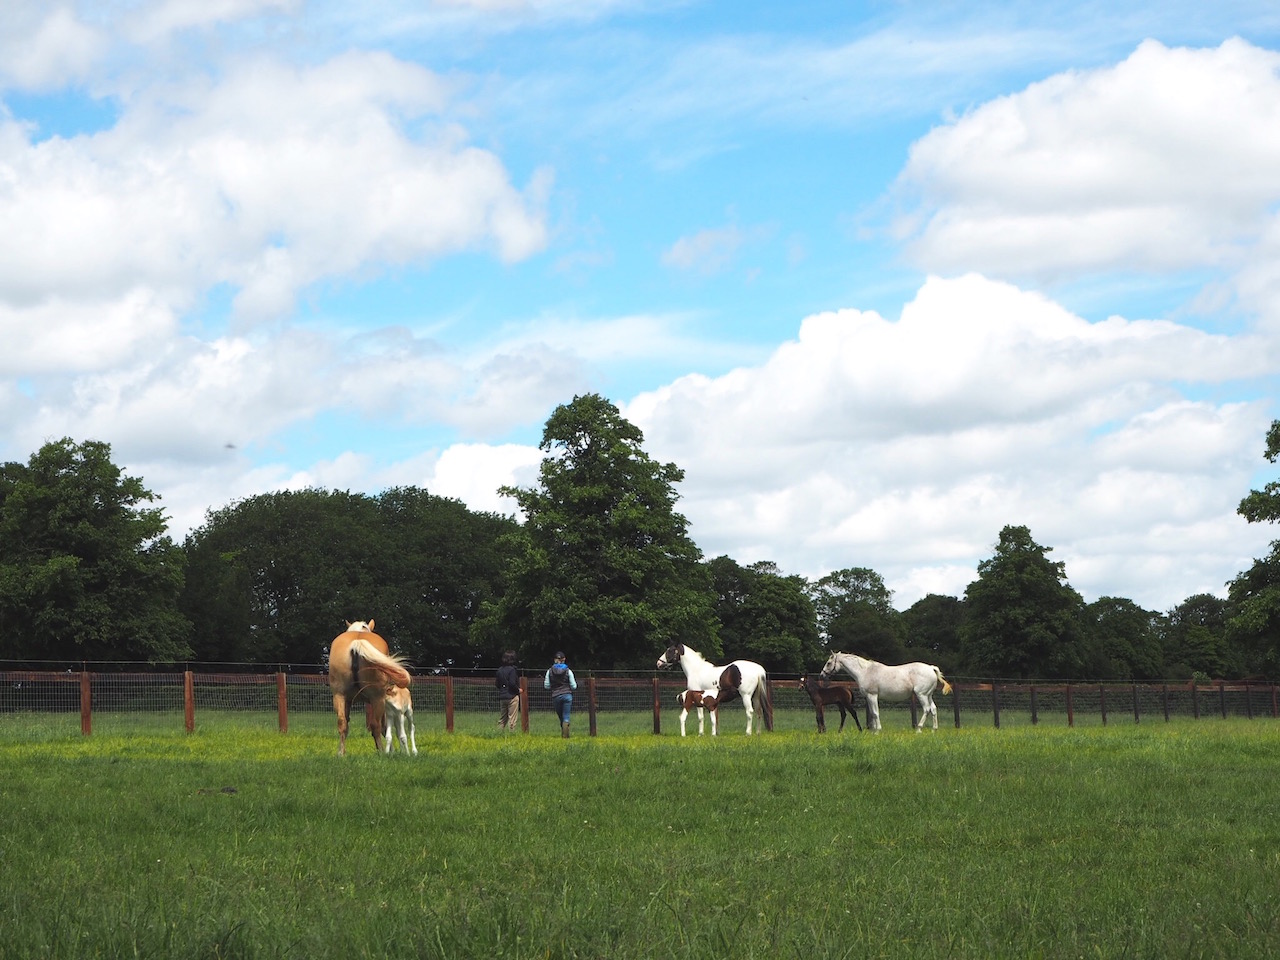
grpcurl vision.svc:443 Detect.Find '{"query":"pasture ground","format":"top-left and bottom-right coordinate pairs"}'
top-left (1, 715), bottom-right (1278, 959)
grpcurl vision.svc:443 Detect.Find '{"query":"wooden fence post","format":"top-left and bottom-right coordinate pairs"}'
top-left (1066, 684), bottom-right (1075, 727)
top-left (1132, 683), bottom-right (1140, 724)
top-left (1245, 683), bottom-right (1254, 720)
top-left (80, 669), bottom-right (92, 736)
top-left (277, 672), bottom-right (288, 733)
top-left (184, 670), bottom-right (195, 733)
top-left (1099, 684), bottom-right (1108, 726)
top-left (1030, 686), bottom-right (1038, 725)
top-left (588, 676), bottom-right (598, 737)
top-left (991, 683), bottom-right (1000, 729)
top-left (1219, 681), bottom-right (1227, 720)
top-left (1162, 683), bottom-right (1170, 722)
top-left (952, 684), bottom-right (961, 729)
top-left (652, 677), bottom-right (661, 735)
top-left (445, 675), bottom-right (455, 733)
top-left (520, 676), bottom-right (530, 733)
top-left (1192, 682), bottom-right (1200, 720)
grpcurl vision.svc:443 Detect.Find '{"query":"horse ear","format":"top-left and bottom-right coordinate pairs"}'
top-left (368, 619), bottom-right (375, 631)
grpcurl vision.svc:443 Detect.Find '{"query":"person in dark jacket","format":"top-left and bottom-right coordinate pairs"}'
top-left (495, 651), bottom-right (521, 732)
top-left (543, 651), bottom-right (577, 738)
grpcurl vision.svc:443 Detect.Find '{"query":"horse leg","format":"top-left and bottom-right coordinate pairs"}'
top-left (834, 702), bottom-right (845, 732)
top-left (743, 698), bottom-right (754, 735)
top-left (679, 707), bottom-right (688, 737)
top-left (815, 702), bottom-right (826, 733)
top-left (366, 700), bottom-right (386, 751)
top-left (697, 706), bottom-right (705, 736)
top-left (866, 693), bottom-right (881, 732)
top-left (925, 694), bottom-right (938, 731)
top-left (382, 709), bottom-right (394, 754)
top-left (333, 693), bottom-right (350, 756)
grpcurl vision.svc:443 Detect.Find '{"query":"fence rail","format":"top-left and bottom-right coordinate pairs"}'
top-left (2, 668), bottom-right (1277, 736)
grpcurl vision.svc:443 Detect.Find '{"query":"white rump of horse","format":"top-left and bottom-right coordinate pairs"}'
top-left (657, 643), bottom-right (772, 735)
top-left (820, 652), bottom-right (952, 733)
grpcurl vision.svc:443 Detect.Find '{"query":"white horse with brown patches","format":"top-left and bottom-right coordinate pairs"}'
top-left (676, 688), bottom-right (706, 736)
top-left (820, 651), bottom-right (951, 733)
top-left (657, 643), bottom-right (772, 735)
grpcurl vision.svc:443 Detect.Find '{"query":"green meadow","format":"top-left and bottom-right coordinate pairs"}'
top-left (2, 716), bottom-right (1278, 959)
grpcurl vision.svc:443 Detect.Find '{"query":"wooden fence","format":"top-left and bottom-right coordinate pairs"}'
top-left (1, 668), bottom-right (1277, 736)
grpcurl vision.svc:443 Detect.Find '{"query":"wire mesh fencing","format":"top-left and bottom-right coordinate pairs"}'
top-left (0, 665), bottom-right (1276, 738)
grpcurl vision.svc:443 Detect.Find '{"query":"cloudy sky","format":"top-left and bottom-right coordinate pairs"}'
top-left (4, 1), bottom-right (1280, 613)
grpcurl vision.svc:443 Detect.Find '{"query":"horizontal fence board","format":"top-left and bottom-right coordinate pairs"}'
top-left (1, 669), bottom-right (1276, 736)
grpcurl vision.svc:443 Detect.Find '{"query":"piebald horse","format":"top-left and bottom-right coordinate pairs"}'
top-left (657, 643), bottom-right (772, 735)
top-left (820, 651), bottom-right (951, 733)
top-left (328, 619), bottom-right (411, 756)
top-left (676, 689), bottom-right (706, 737)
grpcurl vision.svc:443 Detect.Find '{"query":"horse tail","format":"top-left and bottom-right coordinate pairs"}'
top-left (935, 667), bottom-right (953, 696)
top-left (350, 638), bottom-right (411, 689)
top-left (761, 674), bottom-right (775, 732)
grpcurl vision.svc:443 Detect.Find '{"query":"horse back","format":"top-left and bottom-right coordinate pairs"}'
top-left (328, 629), bottom-right (391, 693)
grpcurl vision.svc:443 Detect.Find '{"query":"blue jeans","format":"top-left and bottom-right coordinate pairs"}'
top-left (552, 694), bottom-right (572, 724)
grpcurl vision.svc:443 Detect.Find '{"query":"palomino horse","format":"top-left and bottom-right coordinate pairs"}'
top-left (328, 619), bottom-right (411, 756)
top-left (820, 651), bottom-right (951, 733)
top-left (798, 675), bottom-right (862, 733)
top-left (657, 643), bottom-right (772, 735)
top-left (382, 682), bottom-right (417, 756)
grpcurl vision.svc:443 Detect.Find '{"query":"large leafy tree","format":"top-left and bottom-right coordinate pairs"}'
top-left (960, 525), bottom-right (1085, 679)
top-left (0, 438), bottom-right (190, 661)
top-left (900, 593), bottom-right (965, 675)
top-left (1081, 597), bottom-right (1164, 681)
top-left (809, 567), bottom-right (905, 663)
top-left (181, 487), bottom-right (515, 665)
top-left (1227, 420), bottom-right (1280, 677)
top-left (706, 556), bottom-right (822, 672)
top-left (1164, 593), bottom-right (1232, 680)
top-left (480, 393), bottom-right (718, 668)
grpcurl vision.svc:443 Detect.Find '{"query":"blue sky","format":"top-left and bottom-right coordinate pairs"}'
top-left (3, 1), bottom-right (1280, 612)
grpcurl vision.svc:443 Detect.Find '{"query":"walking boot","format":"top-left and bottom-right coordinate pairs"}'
top-left (561, 721), bottom-right (570, 739)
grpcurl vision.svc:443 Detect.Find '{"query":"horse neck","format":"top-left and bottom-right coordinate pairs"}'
top-left (840, 654), bottom-right (870, 677)
top-left (680, 649), bottom-right (718, 686)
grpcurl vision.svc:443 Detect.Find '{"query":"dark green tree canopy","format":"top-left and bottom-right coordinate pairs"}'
top-left (1081, 596), bottom-right (1164, 681)
top-left (960, 525), bottom-right (1085, 679)
top-left (706, 557), bottom-right (822, 672)
top-left (809, 567), bottom-right (905, 664)
top-left (1227, 419), bottom-right (1280, 677)
top-left (180, 487), bottom-right (515, 666)
top-left (0, 438), bottom-right (190, 661)
top-left (900, 593), bottom-right (966, 674)
top-left (480, 393), bottom-right (718, 668)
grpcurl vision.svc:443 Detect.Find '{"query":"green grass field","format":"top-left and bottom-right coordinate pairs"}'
top-left (2, 715), bottom-right (1278, 959)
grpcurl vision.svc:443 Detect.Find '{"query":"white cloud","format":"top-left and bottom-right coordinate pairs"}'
top-left (662, 224), bottom-right (749, 274)
top-left (623, 275), bottom-right (1278, 610)
top-left (896, 38), bottom-right (1280, 284)
top-left (0, 6), bottom-right (104, 90)
top-left (0, 50), bottom-right (548, 332)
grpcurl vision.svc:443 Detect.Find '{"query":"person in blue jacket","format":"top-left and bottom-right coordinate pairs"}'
top-left (543, 651), bottom-right (577, 738)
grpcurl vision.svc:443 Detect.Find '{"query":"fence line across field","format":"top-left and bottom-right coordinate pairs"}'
top-left (1, 666), bottom-right (1278, 736)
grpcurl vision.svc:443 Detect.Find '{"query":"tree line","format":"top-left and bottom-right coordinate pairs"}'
top-left (2, 399), bottom-right (1278, 680)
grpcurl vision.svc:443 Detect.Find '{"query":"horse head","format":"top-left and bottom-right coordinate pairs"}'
top-left (656, 643), bottom-right (684, 669)
top-left (820, 652), bottom-right (842, 678)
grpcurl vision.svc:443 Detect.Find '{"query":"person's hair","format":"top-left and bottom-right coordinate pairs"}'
top-left (501, 650), bottom-right (517, 666)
